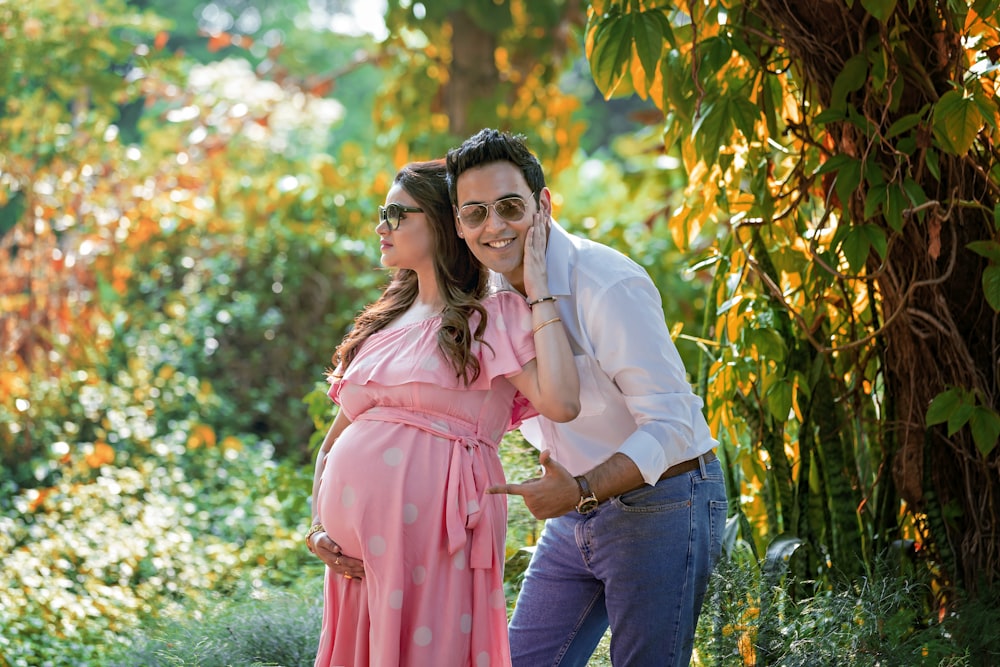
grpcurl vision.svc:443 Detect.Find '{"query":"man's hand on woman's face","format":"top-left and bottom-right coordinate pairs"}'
top-left (522, 211), bottom-right (551, 301)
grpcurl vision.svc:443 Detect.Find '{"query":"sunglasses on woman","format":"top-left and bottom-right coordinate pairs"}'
top-left (377, 203), bottom-right (423, 231)
top-left (457, 194), bottom-right (532, 228)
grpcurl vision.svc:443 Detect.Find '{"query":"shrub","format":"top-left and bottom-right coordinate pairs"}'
top-left (0, 441), bottom-right (312, 665)
top-left (106, 582), bottom-right (324, 667)
top-left (694, 544), bottom-right (1000, 667)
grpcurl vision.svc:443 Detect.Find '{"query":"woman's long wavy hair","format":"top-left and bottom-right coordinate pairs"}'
top-left (333, 159), bottom-right (490, 384)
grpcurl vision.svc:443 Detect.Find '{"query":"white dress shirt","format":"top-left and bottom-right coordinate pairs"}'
top-left (509, 220), bottom-right (717, 486)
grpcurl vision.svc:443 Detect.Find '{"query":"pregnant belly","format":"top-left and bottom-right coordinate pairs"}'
top-left (315, 420), bottom-right (454, 557)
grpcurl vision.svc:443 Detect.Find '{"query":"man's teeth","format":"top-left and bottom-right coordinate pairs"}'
top-left (487, 239), bottom-right (514, 248)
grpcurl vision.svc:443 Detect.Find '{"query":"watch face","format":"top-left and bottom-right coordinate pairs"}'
top-left (577, 497), bottom-right (599, 514)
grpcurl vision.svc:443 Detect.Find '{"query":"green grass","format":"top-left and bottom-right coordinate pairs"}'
top-left (107, 582), bottom-right (324, 667)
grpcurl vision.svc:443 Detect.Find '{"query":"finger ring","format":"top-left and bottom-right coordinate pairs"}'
top-left (344, 574), bottom-right (352, 580)
top-left (335, 557), bottom-right (341, 565)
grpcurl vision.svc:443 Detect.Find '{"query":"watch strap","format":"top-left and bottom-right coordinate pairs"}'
top-left (574, 475), bottom-right (599, 514)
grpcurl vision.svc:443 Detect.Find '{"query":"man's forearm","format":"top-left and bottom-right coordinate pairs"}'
top-left (583, 452), bottom-right (646, 502)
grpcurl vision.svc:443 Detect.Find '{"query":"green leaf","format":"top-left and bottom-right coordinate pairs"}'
top-left (590, 14), bottom-right (633, 98)
top-left (864, 187), bottom-right (886, 221)
top-left (633, 13), bottom-right (666, 88)
top-left (814, 108), bottom-right (848, 124)
top-left (886, 112), bottom-right (923, 138)
top-left (902, 177), bottom-right (928, 209)
top-left (933, 90), bottom-right (984, 155)
top-left (842, 224), bottom-right (872, 272)
top-left (973, 0), bottom-right (1000, 17)
top-left (967, 240), bottom-right (1000, 263)
top-left (925, 148), bottom-right (941, 180)
top-left (830, 55), bottom-right (869, 110)
top-left (884, 184), bottom-right (907, 231)
top-left (865, 224), bottom-right (888, 259)
top-left (983, 265), bottom-right (1000, 312)
top-left (973, 86), bottom-right (998, 131)
top-left (731, 97), bottom-right (761, 141)
top-left (926, 388), bottom-right (961, 426)
top-left (862, 0), bottom-right (899, 21)
top-left (815, 155), bottom-right (861, 212)
top-left (763, 533), bottom-right (804, 581)
top-left (766, 379), bottom-right (793, 422)
top-left (693, 98), bottom-right (733, 169)
top-left (814, 153), bottom-right (850, 176)
top-left (836, 159), bottom-right (862, 213)
top-left (947, 402), bottom-right (975, 436)
top-left (969, 407), bottom-right (1000, 456)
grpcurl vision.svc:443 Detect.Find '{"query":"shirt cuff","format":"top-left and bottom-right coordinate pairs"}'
top-left (617, 431), bottom-right (669, 486)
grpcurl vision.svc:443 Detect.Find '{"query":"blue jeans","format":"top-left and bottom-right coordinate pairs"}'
top-left (508, 456), bottom-right (726, 666)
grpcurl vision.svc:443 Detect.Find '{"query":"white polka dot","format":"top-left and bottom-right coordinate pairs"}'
top-left (431, 420), bottom-right (451, 433)
top-left (460, 613), bottom-right (473, 634)
top-left (368, 535), bottom-right (386, 556)
top-left (413, 626), bottom-right (432, 646)
top-left (341, 486), bottom-right (355, 507)
top-left (389, 589), bottom-right (404, 609)
top-left (477, 651), bottom-right (491, 667)
top-left (495, 314), bottom-right (507, 331)
top-left (453, 550), bottom-right (466, 570)
top-left (412, 566), bottom-right (427, 585)
top-left (466, 498), bottom-right (480, 514)
top-left (383, 448), bottom-right (404, 466)
top-left (490, 589), bottom-right (506, 609)
top-left (403, 503), bottom-right (418, 524)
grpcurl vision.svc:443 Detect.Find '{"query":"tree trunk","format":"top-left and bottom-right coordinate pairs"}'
top-left (445, 10), bottom-right (498, 137)
top-left (754, 0), bottom-right (1000, 593)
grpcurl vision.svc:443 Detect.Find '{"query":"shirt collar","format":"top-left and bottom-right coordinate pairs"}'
top-left (543, 218), bottom-right (573, 298)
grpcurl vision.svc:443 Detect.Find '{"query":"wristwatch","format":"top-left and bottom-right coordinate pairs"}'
top-left (574, 475), bottom-right (599, 514)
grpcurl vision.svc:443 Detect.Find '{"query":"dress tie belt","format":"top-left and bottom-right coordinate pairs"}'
top-left (353, 407), bottom-right (500, 570)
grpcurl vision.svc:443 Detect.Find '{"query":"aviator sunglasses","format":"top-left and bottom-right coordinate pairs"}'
top-left (377, 203), bottom-right (423, 231)
top-left (457, 194), bottom-right (533, 228)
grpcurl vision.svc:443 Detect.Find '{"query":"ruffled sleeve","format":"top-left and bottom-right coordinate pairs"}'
top-left (472, 290), bottom-right (536, 383)
top-left (326, 366), bottom-right (346, 406)
top-left (473, 290), bottom-right (540, 427)
top-left (323, 290), bottom-right (538, 400)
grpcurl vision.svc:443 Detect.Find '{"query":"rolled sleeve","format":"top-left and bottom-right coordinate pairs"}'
top-left (587, 276), bottom-right (707, 483)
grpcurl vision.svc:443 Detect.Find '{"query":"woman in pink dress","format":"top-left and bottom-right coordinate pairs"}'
top-left (306, 159), bottom-right (580, 667)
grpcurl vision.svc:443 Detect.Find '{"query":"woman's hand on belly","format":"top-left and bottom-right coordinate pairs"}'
top-left (314, 532), bottom-right (366, 580)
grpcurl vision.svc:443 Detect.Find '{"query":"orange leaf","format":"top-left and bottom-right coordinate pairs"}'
top-left (85, 442), bottom-right (115, 468)
top-left (28, 489), bottom-right (50, 512)
top-left (154, 31), bottom-right (169, 51)
top-left (928, 213), bottom-right (941, 260)
top-left (207, 33), bottom-right (232, 53)
top-left (308, 76), bottom-right (335, 97)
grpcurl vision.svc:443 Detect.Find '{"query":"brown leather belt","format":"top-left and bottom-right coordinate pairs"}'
top-left (658, 450), bottom-right (718, 482)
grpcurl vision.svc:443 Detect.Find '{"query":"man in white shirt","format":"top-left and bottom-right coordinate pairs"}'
top-left (446, 128), bottom-right (726, 667)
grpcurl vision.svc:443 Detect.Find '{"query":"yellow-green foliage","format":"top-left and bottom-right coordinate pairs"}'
top-left (0, 443), bottom-right (309, 666)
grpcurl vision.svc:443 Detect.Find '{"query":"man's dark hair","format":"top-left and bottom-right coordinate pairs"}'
top-left (445, 128), bottom-right (547, 206)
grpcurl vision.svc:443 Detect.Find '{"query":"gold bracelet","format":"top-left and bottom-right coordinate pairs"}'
top-left (527, 295), bottom-right (557, 307)
top-left (305, 523), bottom-right (324, 553)
top-left (532, 317), bottom-right (562, 334)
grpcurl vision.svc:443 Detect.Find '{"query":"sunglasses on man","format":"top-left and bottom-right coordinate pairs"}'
top-left (457, 194), bottom-right (532, 228)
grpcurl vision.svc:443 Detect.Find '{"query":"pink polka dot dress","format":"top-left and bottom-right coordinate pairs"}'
top-left (315, 291), bottom-right (537, 667)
